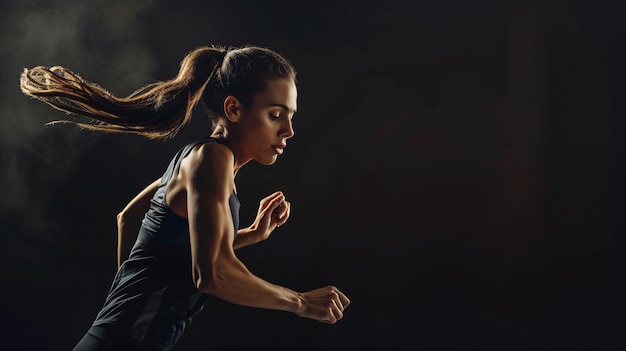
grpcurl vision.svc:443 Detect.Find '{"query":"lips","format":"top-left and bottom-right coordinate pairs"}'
top-left (272, 144), bottom-right (286, 155)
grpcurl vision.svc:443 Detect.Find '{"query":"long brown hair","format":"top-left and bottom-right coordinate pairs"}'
top-left (19, 45), bottom-right (296, 139)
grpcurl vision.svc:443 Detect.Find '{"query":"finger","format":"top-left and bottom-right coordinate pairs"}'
top-left (267, 190), bottom-right (283, 202)
top-left (328, 300), bottom-right (343, 322)
top-left (276, 215), bottom-right (287, 227)
top-left (276, 201), bottom-right (290, 225)
top-left (261, 191), bottom-right (283, 210)
top-left (276, 202), bottom-right (290, 228)
top-left (269, 195), bottom-right (286, 215)
top-left (332, 302), bottom-right (344, 321)
top-left (319, 307), bottom-right (337, 324)
top-left (322, 286), bottom-right (347, 312)
top-left (337, 290), bottom-right (351, 309)
top-left (329, 290), bottom-right (345, 311)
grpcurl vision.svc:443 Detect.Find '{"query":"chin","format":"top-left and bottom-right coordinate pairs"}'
top-left (257, 155), bottom-right (278, 166)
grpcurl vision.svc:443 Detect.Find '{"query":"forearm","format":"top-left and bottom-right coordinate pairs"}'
top-left (201, 254), bottom-right (303, 314)
top-left (233, 226), bottom-right (259, 250)
top-left (191, 205), bottom-right (300, 312)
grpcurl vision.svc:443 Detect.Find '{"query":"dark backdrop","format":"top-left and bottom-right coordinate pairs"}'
top-left (1, 0), bottom-right (624, 350)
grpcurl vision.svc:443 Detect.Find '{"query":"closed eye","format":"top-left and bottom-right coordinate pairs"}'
top-left (269, 113), bottom-right (280, 121)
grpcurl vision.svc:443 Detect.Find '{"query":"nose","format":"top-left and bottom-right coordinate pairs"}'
top-left (281, 118), bottom-right (294, 139)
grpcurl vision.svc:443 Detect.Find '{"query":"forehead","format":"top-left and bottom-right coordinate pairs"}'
top-left (253, 78), bottom-right (298, 112)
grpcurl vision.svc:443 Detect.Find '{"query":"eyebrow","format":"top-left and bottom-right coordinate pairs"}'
top-left (269, 103), bottom-right (297, 113)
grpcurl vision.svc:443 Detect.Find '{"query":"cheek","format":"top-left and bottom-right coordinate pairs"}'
top-left (243, 111), bottom-right (265, 127)
top-left (241, 117), bottom-right (273, 146)
top-left (249, 118), bottom-right (274, 136)
top-left (239, 115), bottom-right (263, 135)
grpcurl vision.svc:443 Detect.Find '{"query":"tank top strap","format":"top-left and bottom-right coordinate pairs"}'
top-left (159, 137), bottom-right (223, 187)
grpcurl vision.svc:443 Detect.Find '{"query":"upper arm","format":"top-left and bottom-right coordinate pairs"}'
top-left (118, 177), bottom-right (161, 219)
top-left (181, 143), bottom-right (236, 289)
top-left (117, 177), bottom-right (161, 268)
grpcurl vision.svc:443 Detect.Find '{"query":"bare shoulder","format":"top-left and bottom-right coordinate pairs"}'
top-left (185, 141), bottom-right (233, 167)
top-left (181, 141), bottom-right (234, 195)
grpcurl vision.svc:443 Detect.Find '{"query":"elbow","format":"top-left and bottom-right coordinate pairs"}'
top-left (194, 254), bottom-right (244, 296)
top-left (195, 266), bottom-right (232, 296)
top-left (116, 211), bottom-right (125, 223)
top-left (117, 209), bottom-right (143, 225)
top-left (117, 211), bottom-right (132, 227)
top-left (196, 275), bottom-right (223, 295)
top-left (196, 277), bottom-right (212, 294)
top-left (194, 268), bottom-right (219, 295)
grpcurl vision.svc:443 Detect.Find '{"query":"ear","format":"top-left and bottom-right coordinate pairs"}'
top-left (223, 95), bottom-right (242, 123)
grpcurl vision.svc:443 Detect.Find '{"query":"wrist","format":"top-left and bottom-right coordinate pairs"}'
top-left (247, 222), bottom-right (259, 234)
top-left (233, 227), bottom-right (259, 249)
top-left (289, 290), bottom-right (304, 315)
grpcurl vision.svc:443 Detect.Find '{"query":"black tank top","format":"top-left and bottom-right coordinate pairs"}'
top-left (90, 137), bottom-right (240, 350)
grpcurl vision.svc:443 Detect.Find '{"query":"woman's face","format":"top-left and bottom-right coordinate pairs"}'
top-left (233, 78), bottom-right (297, 165)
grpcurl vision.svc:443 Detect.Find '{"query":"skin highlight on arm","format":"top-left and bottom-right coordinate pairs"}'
top-left (116, 178), bottom-right (161, 268)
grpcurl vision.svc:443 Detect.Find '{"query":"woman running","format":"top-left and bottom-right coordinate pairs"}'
top-left (20, 45), bottom-right (350, 350)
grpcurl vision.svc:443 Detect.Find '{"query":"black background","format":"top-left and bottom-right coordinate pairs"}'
top-left (1, 0), bottom-right (624, 350)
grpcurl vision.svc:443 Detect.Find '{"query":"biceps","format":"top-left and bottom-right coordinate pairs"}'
top-left (187, 191), bottom-right (236, 282)
top-left (121, 178), bottom-right (161, 217)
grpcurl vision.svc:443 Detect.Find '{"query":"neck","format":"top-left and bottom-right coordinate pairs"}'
top-left (211, 124), bottom-right (227, 138)
top-left (210, 125), bottom-right (250, 176)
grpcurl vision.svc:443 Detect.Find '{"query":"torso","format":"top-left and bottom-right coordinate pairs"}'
top-left (90, 137), bottom-right (241, 349)
top-left (164, 166), bottom-right (188, 218)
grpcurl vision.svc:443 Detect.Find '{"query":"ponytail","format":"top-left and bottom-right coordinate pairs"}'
top-left (19, 46), bottom-right (227, 139)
